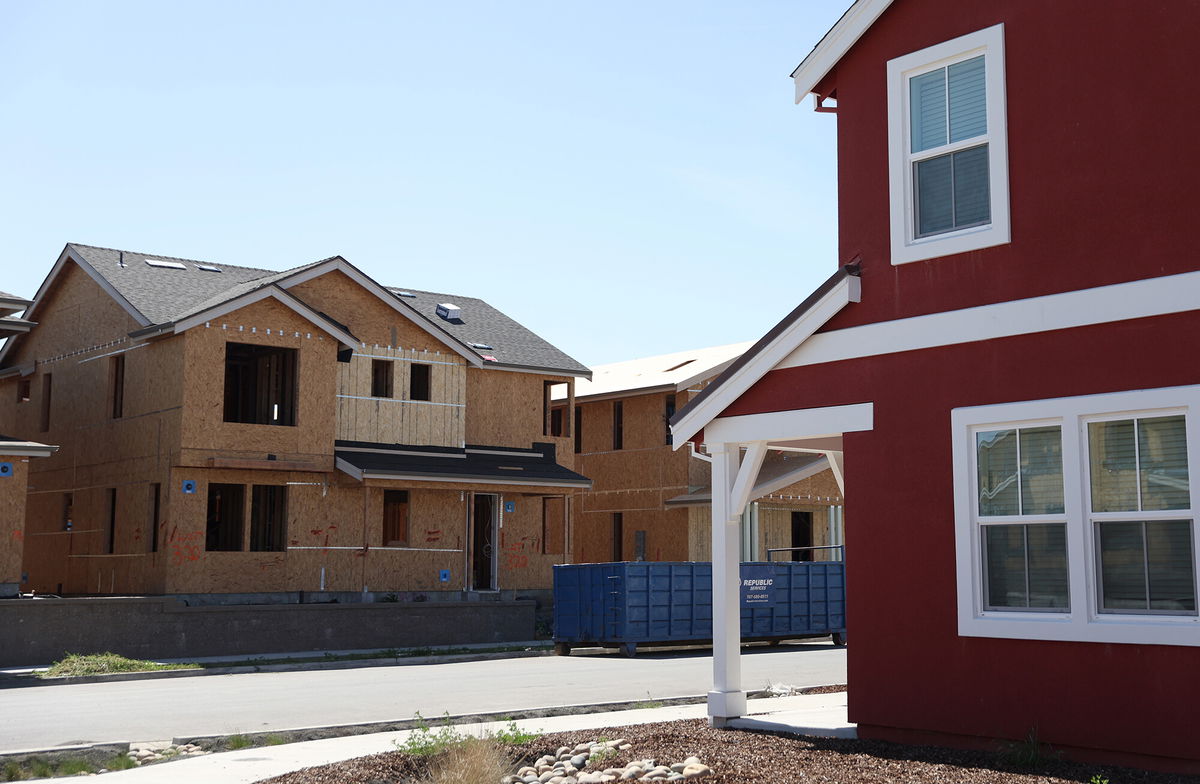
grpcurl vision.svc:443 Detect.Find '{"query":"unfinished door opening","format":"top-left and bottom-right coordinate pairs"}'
top-left (383, 489), bottom-right (409, 546)
top-left (791, 510), bottom-right (813, 561)
top-left (206, 483), bottom-right (245, 551)
top-left (223, 342), bottom-right (298, 426)
top-left (471, 493), bottom-right (497, 590)
top-left (250, 485), bottom-right (287, 552)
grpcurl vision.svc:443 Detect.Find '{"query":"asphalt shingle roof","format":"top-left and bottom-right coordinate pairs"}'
top-left (65, 243), bottom-right (587, 376)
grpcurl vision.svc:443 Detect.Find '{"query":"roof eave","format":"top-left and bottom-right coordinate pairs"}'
top-left (484, 361), bottom-right (592, 379)
top-left (790, 0), bottom-right (894, 104)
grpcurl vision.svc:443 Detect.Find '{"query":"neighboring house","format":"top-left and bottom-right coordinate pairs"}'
top-left (0, 291), bottom-right (57, 597)
top-left (0, 244), bottom-right (590, 600)
top-left (557, 343), bottom-right (843, 564)
top-left (672, 0), bottom-right (1200, 771)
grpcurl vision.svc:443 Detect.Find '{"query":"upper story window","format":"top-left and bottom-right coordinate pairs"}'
top-left (371, 359), bottom-right (394, 399)
top-left (223, 342), bottom-right (297, 426)
top-left (952, 386), bottom-right (1199, 647)
top-left (887, 24), bottom-right (1010, 265)
top-left (409, 362), bottom-right (431, 401)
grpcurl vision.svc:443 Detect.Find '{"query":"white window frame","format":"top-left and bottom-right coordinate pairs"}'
top-left (887, 24), bottom-right (1011, 265)
top-left (952, 385), bottom-right (1200, 646)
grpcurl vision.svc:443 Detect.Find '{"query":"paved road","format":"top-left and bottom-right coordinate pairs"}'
top-left (0, 642), bottom-right (844, 751)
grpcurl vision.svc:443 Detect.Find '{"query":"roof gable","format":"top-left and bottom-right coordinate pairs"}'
top-left (790, 0), bottom-right (894, 103)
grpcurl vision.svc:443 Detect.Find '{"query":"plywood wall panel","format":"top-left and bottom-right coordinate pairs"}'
top-left (335, 348), bottom-right (466, 447)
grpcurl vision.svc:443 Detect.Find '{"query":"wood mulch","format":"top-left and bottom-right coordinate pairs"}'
top-left (258, 718), bottom-right (1197, 784)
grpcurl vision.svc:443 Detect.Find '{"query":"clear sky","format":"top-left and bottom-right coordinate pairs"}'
top-left (0, 1), bottom-right (847, 366)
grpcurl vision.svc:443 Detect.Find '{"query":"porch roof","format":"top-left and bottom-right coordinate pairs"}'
top-left (334, 440), bottom-right (591, 488)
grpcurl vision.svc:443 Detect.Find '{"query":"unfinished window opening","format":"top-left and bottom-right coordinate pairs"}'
top-left (250, 485), bottom-right (287, 552)
top-left (791, 511), bottom-right (814, 561)
top-left (543, 381), bottom-right (556, 436)
top-left (612, 512), bottom-right (624, 561)
top-left (206, 483), bottom-right (245, 551)
top-left (550, 407), bottom-right (565, 438)
top-left (664, 394), bottom-right (676, 446)
top-left (16, 378), bottom-right (30, 404)
top-left (574, 407), bottom-right (583, 454)
top-left (612, 401), bottom-right (624, 450)
top-left (149, 483), bottom-right (161, 553)
top-left (634, 530), bottom-right (646, 561)
top-left (106, 488), bottom-right (117, 555)
top-left (371, 359), bottom-right (394, 399)
top-left (223, 342), bottom-right (297, 426)
top-left (409, 363), bottom-right (431, 401)
top-left (39, 373), bottom-right (52, 432)
top-left (62, 492), bottom-right (73, 531)
top-left (110, 354), bottom-right (125, 419)
top-left (383, 489), bottom-right (409, 546)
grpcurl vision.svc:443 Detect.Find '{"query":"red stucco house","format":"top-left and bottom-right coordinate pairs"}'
top-left (672, 0), bottom-right (1200, 772)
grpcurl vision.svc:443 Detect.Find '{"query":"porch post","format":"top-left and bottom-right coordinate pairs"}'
top-left (708, 442), bottom-right (746, 727)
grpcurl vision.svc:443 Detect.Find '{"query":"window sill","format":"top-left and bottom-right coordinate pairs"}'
top-left (959, 611), bottom-right (1200, 647)
top-left (891, 221), bottom-right (1010, 265)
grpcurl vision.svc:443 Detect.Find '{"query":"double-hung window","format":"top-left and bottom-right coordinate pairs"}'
top-left (953, 386), bottom-right (1200, 646)
top-left (887, 24), bottom-right (1010, 265)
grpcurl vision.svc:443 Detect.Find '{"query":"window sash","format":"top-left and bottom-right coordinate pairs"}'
top-left (1095, 519), bottom-right (1197, 615)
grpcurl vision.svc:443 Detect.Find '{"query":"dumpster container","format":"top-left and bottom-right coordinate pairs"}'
top-left (552, 560), bottom-right (845, 656)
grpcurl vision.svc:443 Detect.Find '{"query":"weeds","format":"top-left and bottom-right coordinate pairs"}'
top-left (28, 762), bottom-right (51, 779)
top-left (225, 734), bottom-right (253, 751)
top-left (999, 726), bottom-right (1059, 768)
top-left (1090, 776), bottom-right (1110, 784)
top-left (490, 720), bottom-right (540, 745)
top-left (3, 761), bottom-right (23, 781)
top-left (40, 652), bottom-right (199, 678)
top-left (264, 734), bottom-right (288, 746)
top-left (425, 737), bottom-right (511, 784)
top-left (105, 754), bottom-right (137, 771)
top-left (632, 691), bottom-right (664, 710)
top-left (394, 713), bottom-right (469, 756)
top-left (56, 759), bottom-right (95, 775)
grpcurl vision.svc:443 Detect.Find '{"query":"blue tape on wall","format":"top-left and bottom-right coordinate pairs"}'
top-left (0, 462), bottom-right (12, 478)
top-left (181, 480), bottom-right (197, 494)
top-left (439, 569), bottom-right (451, 582)
top-left (504, 500), bottom-right (515, 514)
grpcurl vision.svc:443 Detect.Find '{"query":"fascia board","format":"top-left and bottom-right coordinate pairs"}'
top-left (569, 383), bottom-right (676, 405)
top-left (0, 441), bottom-right (60, 457)
top-left (790, 0), bottom-right (893, 103)
top-left (277, 258), bottom-right (484, 368)
top-left (173, 285), bottom-right (359, 350)
top-left (486, 362), bottom-right (591, 379)
top-left (357, 471), bottom-right (591, 488)
top-left (335, 456), bottom-right (365, 481)
top-left (675, 357), bottom-right (739, 393)
top-left (670, 273), bottom-right (861, 447)
top-left (0, 245), bottom-right (151, 367)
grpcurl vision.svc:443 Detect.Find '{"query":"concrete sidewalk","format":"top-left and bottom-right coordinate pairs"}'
top-left (30, 693), bottom-right (851, 784)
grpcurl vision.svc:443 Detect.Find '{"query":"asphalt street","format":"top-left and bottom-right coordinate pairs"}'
top-left (0, 642), bottom-right (846, 751)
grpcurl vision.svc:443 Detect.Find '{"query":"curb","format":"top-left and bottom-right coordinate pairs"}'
top-left (1, 646), bottom-right (553, 688)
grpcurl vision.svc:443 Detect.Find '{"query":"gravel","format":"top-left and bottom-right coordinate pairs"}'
top-left (257, 718), bottom-right (1195, 784)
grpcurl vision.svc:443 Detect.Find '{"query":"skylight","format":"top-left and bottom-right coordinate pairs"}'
top-left (195, 264), bottom-right (222, 273)
top-left (392, 290), bottom-right (417, 298)
top-left (145, 259), bottom-right (187, 270)
top-left (469, 342), bottom-right (493, 350)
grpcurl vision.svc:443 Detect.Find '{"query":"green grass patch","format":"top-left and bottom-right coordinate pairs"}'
top-left (40, 652), bottom-right (199, 678)
top-left (105, 754), bottom-right (137, 771)
top-left (225, 734), bottom-right (253, 751)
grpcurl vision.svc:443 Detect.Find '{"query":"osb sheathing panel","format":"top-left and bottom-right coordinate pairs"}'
top-left (337, 347), bottom-right (466, 447)
top-left (573, 506), bottom-right (689, 564)
top-left (465, 370), bottom-right (575, 462)
top-left (0, 458), bottom-right (30, 587)
top-left (765, 467), bottom-right (843, 504)
top-left (179, 297), bottom-right (337, 461)
top-left (495, 491), bottom-right (568, 590)
top-left (287, 270), bottom-right (460, 353)
top-left (2, 261), bottom-right (140, 368)
top-left (757, 503), bottom-right (837, 561)
top-left (577, 447), bottom-right (688, 494)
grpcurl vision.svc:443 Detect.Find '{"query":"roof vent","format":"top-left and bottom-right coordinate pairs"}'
top-left (436, 303), bottom-right (461, 321)
top-left (195, 264), bottom-right (222, 273)
top-left (664, 359), bottom-right (696, 372)
top-left (468, 341), bottom-right (493, 351)
top-left (145, 259), bottom-right (187, 270)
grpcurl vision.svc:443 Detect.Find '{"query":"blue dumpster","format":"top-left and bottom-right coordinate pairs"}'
top-left (552, 560), bottom-right (846, 656)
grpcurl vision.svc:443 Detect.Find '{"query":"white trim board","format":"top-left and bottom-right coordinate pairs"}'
top-left (705, 403), bottom-right (874, 446)
top-left (671, 274), bottom-right (861, 447)
top-left (780, 270), bottom-right (1200, 371)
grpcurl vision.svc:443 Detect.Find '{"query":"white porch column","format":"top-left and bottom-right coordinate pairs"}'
top-left (708, 442), bottom-right (747, 727)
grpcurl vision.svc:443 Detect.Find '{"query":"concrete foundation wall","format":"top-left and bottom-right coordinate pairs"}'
top-left (0, 596), bottom-right (535, 666)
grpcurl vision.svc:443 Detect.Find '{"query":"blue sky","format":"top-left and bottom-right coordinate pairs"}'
top-left (1, 1), bottom-right (846, 366)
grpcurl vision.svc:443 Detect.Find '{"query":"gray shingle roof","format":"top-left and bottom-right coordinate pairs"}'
top-left (66, 243), bottom-right (588, 376)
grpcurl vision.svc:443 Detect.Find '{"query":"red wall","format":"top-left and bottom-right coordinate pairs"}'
top-left (723, 310), bottom-right (1200, 765)
top-left (812, 1), bottom-right (1200, 333)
